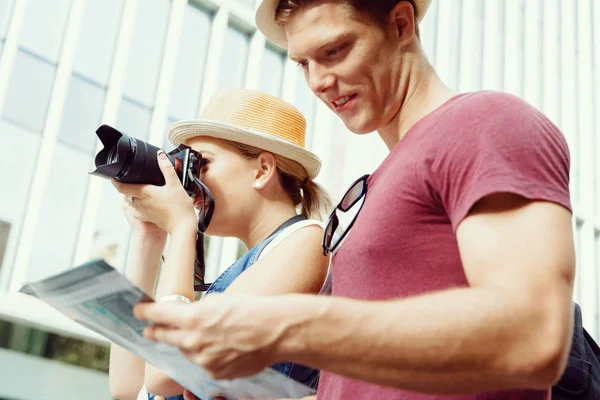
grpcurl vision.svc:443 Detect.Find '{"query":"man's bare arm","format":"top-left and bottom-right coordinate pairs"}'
top-left (276, 194), bottom-right (574, 394)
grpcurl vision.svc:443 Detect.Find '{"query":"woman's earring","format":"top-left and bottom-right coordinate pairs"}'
top-left (253, 181), bottom-right (262, 189)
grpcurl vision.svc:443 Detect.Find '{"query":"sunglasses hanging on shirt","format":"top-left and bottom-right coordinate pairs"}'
top-left (322, 174), bottom-right (370, 256)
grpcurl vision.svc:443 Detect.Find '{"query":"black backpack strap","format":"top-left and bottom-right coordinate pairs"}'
top-left (582, 326), bottom-right (600, 361)
top-left (553, 303), bottom-right (600, 400)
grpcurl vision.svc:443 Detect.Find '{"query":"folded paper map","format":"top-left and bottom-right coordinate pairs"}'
top-left (20, 259), bottom-right (316, 400)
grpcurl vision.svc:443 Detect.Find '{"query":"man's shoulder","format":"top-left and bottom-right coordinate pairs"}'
top-left (437, 90), bottom-right (561, 143)
top-left (447, 90), bottom-right (536, 119)
top-left (416, 90), bottom-right (541, 144)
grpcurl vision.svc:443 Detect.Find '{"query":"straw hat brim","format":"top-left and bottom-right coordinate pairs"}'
top-left (169, 120), bottom-right (322, 180)
top-left (256, 0), bottom-right (432, 49)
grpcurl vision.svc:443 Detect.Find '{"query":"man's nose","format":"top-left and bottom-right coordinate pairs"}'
top-left (308, 64), bottom-right (335, 94)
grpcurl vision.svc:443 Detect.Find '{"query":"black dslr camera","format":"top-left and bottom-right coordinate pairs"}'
top-left (90, 124), bottom-right (214, 291)
top-left (90, 124), bottom-right (201, 196)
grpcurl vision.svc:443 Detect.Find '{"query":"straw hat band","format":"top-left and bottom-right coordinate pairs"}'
top-left (200, 93), bottom-right (307, 148)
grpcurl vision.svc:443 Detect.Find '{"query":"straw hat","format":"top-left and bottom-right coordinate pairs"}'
top-left (168, 89), bottom-right (321, 179)
top-left (256, 0), bottom-right (432, 49)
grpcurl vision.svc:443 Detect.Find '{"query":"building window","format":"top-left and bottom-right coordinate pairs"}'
top-left (59, 77), bottom-right (108, 153)
top-left (71, 0), bottom-right (123, 86)
top-left (503, 0), bottom-right (525, 97)
top-left (0, 220), bottom-right (10, 272)
top-left (294, 68), bottom-right (317, 151)
top-left (120, 0), bottom-right (171, 108)
top-left (0, 122), bottom-right (40, 277)
top-left (166, 3), bottom-right (212, 133)
top-left (0, 0), bottom-right (73, 281)
top-left (234, 0), bottom-right (255, 10)
top-left (25, 0), bottom-right (124, 281)
top-left (18, 0), bottom-right (72, 63)
top-left (0, 0), bottom-right (16, 55)
top-left (481, 0), bottom-right (506, 90)
top-left (458, 0), bottom-right (484, 92)
top-left (91, 0), bottom-right (171, 270)
top-left (419, 0), bottom-right (438, 64)
top-left (3, 51), bottom-right (57, 132)
top-left (559, 0), bottom-right (579, 207)
top-left (434, 0), bottom-right (462, 91)
top-left (259, 45), bottom-right (285, 97)
top-left (26, 146), bottom-right (95, 281)
top-left (217, 26), bottom-right (250, 91)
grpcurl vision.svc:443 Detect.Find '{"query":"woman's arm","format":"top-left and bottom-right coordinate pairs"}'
top-left (225, 224), bottom-right (329, 296)
top-left (143, 220), bottom-right (197, 397)
top-left (111, 154), bottom-right (199, 397)
top-left (109, 226), bottom-right (166, 400)
top-left (113, 152), bottom-right (203, 397)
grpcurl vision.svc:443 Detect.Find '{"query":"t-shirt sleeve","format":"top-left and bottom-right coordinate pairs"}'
top-left (431, 92), bottom-right (572, 231)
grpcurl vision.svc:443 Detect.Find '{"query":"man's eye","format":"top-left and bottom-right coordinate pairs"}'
top-left (325, 43), bottom-right (348, 58)
top-left (296, 60), bottom-right (308, 68)
top-left (325, 48), bottom-right (339, 57)
top-left (200, 159), bottom-right (210, 168)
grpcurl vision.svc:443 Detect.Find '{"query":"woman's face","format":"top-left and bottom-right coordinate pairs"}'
top-left (184, 136), bottom-right (258, 237)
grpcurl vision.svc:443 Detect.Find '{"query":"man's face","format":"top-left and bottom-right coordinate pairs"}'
top-left (285, 1), bottom-right (406, 134)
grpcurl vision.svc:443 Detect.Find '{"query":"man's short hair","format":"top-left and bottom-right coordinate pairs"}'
top-left (274, 0), bottom-right (420, 38)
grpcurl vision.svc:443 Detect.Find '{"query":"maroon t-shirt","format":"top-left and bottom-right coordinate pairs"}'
top-left (317, 91), bottom-right (571, 400)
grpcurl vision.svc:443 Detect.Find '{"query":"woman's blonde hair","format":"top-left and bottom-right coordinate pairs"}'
top-left (229, 141), bottom-right (333, 221)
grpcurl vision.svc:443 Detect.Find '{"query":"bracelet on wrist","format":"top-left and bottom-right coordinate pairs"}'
top-left (156, 295), bottom-right (192, 304)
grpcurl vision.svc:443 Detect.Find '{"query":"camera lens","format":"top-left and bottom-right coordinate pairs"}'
top-left (107, 145), bottom-right (119, 164)
top-left (90, 125), bottom-right (165, 186)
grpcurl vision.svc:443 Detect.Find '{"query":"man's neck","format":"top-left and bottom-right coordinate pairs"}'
top-left (378, 57), bottom-right (455, 151)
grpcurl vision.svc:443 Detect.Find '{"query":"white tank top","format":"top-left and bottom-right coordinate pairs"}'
top-left (258, 219), bottom-right (332, 295)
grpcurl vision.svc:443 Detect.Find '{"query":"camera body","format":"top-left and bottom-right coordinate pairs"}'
top-left (90, 125), bottom-right (201, 196)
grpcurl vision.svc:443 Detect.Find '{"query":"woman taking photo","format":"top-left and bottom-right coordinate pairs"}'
top-left (108, 89), bottom-right (332, 400)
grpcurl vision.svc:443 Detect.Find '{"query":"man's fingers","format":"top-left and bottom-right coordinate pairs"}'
top-left (134, 302), bottom-right (191, 327)
top-left (183, 390), bottom-right (223, 400)
top-left (265, 397), bottom-right (317, 400)
top-left (182, 390), bottom-right (200, 400)
top-left (143, 325), bottom-right (198, 349)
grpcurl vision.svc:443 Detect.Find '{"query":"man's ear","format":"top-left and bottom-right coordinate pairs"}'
top-left (253, 152), bottom-right (278, 188)
top-left (388, 1), bottom-right (416, 47)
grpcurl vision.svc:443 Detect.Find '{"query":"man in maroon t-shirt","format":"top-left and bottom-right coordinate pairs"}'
top-left (134, 1), bottom-right (576, 400)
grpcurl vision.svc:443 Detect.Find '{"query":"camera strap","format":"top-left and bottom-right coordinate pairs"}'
top-left (193, 214), bottom-right (307, 292)
top-left (189, 174), bottom-right (215, 292)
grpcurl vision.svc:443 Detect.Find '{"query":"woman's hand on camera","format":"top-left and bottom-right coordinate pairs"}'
top-left (113, 151), bottom-right (197, 234)
top-left (123, 200), bottom-right (167, 240)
